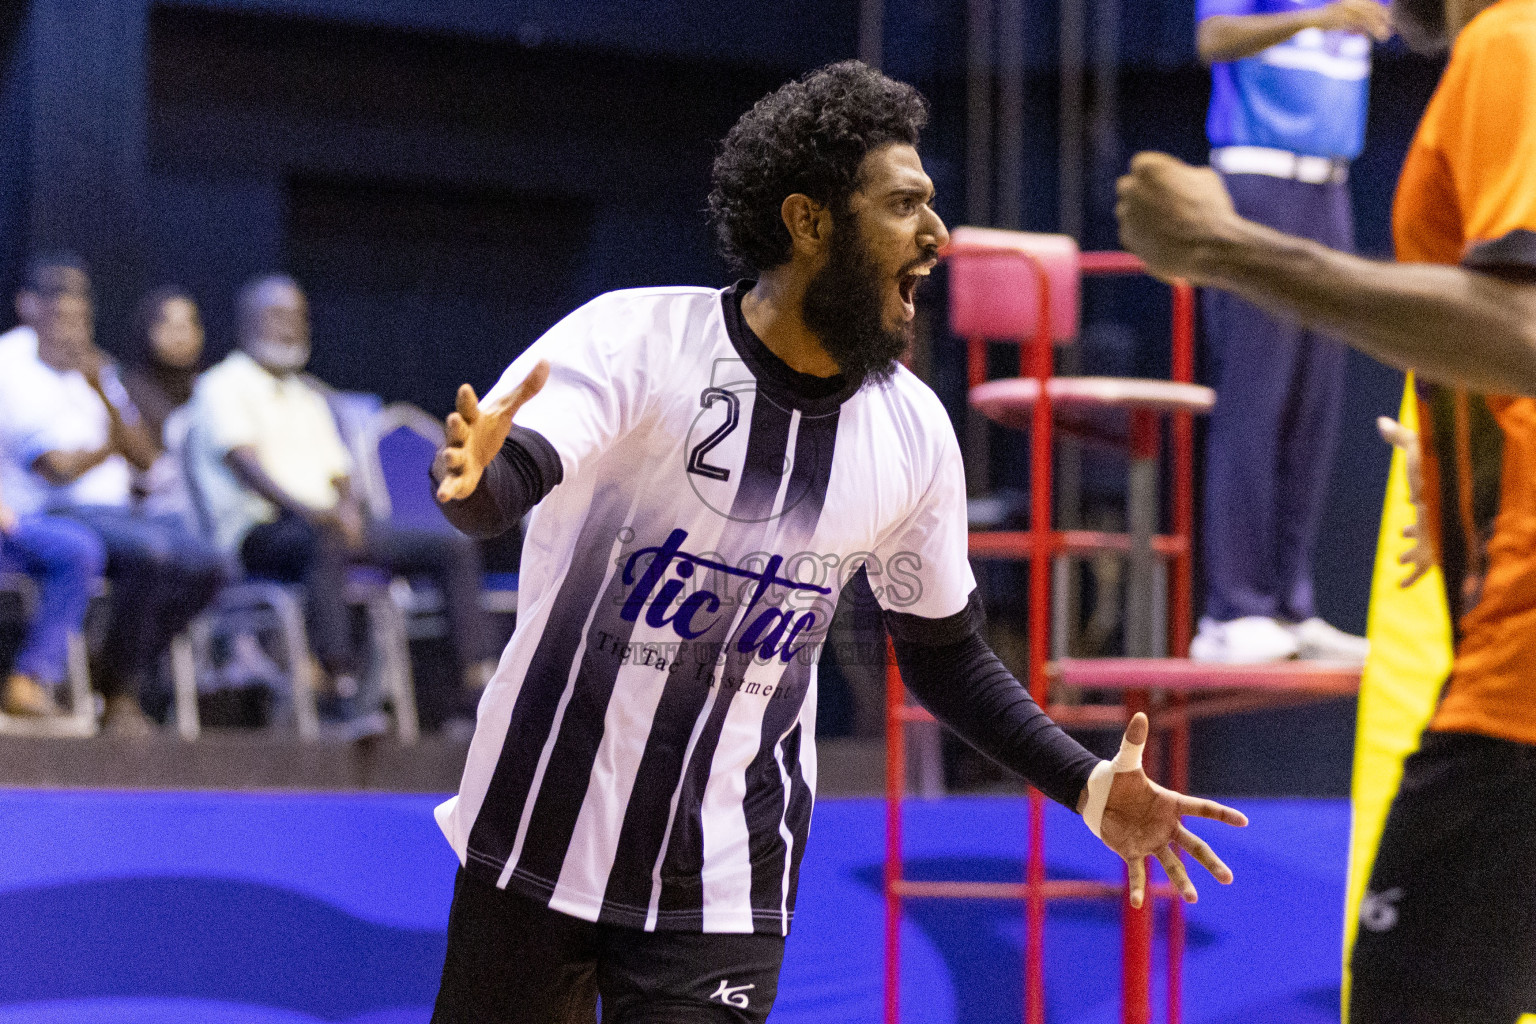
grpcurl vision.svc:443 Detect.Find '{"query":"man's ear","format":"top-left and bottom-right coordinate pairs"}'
top-left (781, 194), bottom-right (832, 258)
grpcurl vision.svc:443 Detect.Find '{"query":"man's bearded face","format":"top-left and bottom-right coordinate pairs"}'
top-left (800, 212), bottom-right (917, 390)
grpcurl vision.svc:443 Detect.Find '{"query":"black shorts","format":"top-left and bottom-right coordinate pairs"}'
top-left (1350, 730), bottom-right (1536, 1024)
top-left (431, 869), bottom-right (786, 1024)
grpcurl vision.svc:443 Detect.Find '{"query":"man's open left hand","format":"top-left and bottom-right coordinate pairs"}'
top-left (435, 360), bottom-right (550, 504)
top-left (1091, 712), bottom-right (1249, 908)
top-left (1116, 152), bottom-right (1242, 285)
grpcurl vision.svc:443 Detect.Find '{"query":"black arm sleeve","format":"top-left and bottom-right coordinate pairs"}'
top-left (883, 587), bottom-right (1101, 810)
top-left (432, 425), bottom-right (564, 539)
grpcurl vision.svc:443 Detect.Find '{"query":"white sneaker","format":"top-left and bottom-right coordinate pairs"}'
top-left (1287, 618), bottom-right (1369, 665)
top-left (1189, 616), bottom-right (1300, 664)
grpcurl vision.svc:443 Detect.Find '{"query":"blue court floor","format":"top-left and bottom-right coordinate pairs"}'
top-left (0, 790), bottom-right (1348, 1023)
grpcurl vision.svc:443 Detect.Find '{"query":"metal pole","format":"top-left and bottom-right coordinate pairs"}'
top-left (1024, 259), bottom-right (1054, 1024)
top-left (1058, 0), bottom-right (1087, 240)
top-left (1056, 0), bottom-right (1088, 656)
top-left (964, 0), bottom-right (994, 498)
top-left (966, 0), bottom-right (993, 228)
top-left (883, 638), bottom-right (906, 1024)
top-left (1126, 410), bottom-right (1159, 659)
top-left (858, 0), bottom-right (883, 69)
top-left (1166, 281), bottom-right (1198, 1024)
top-left (995, 0), bottom-right (1024, 229)
top-left (1121, 692), bottom-right (1154, 1024)
top-left (1089, 0), bottom-right (1123, 243)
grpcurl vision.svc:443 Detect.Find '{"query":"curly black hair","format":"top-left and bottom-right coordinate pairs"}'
top-left (708, 60), bottom-right (928, 274)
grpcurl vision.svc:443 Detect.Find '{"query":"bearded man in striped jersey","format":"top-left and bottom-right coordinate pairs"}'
top-left (427, 60), bottom-right (1246, 1024)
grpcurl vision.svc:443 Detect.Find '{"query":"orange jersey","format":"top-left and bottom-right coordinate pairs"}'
top-left (1392, 0), bottom-right (1536, 745)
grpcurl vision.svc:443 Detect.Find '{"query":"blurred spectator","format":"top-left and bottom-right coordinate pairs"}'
top-left (0, 472), bottom-right (105, 718)
top-left (124, 287), bottom-right (204, 521)
top-left (123, 287), bottom-right (203, 443)
top-left (188, 274), bottom-right (497, 718)
top-left (0, 254), bottom-right (224, 736)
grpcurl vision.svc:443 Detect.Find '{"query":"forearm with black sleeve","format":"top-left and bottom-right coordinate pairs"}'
top-left (432, 425), bottom-right (564, 539)
top-left (880, 583), bottom-right (1100, 810)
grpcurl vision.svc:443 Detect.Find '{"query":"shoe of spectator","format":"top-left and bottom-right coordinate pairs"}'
top-left (2, 674), bottom-right (61, 718)
top-left (319, 709), bottom-right (390, 743)
top-left (1189, 616), bottom-right (1299, 665)
top-left (102, 694), bottom-right (156, 738)
top-left (1287, 618), bottom-right (1370, 665)
top-left (315, 679), bottom-right (390, 743)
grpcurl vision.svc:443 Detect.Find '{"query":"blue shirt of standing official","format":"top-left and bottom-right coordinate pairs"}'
top-left (1190, 0), bottom-right (1390, 665)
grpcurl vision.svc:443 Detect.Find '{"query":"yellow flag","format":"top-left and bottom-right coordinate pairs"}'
top-left (1340, 375), bottom-right (1455, 1016)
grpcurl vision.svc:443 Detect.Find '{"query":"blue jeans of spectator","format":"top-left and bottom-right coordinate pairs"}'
top-left (1201, 172), bottom-right (1352, 623)
top-left (59, 506), bottom-right (225, 699)
top-left (0, 516), bottom-right (105, 685)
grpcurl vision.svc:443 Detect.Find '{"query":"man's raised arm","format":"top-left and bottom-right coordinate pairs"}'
top-left (879, 579), bottom-right (1248, 908)
top-left (1116, 153), bottom-right (1536, 396)
top-left (1198, 0), bottom-right (1390, 64)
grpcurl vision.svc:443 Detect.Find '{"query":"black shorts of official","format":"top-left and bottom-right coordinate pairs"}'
top-left (431, 869), bottom-right (786, 1024)
top-left (1350, 730), bottom-right (1536, 1024)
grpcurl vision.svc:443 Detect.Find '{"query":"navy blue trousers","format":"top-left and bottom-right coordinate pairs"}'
top-left (1202, 172), bottom-right (1352, 622)
top-left (60, 506), bottom-right (225, 698)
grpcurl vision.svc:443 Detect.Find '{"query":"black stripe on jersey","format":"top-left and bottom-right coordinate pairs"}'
top-left (598, 390), bottom-right (795, 926)
top-left (465, 487), bottom-right (633, 877)
top-left (509, 537), bottom-right (651, 888)
top-left (595, 633), bottom-right (727, 928)
top-left (742, 660), bottom-right (816, 931)
top-left (776, 409), bottom-right (839, 539)
top-left (727, 390), bottom-right (793, 524)
top-left (779, 722), bottom-right (814, 918)
top-left (655, 407), bottom-right (839, 931)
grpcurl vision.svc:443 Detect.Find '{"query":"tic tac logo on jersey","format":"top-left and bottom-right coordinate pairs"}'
top-left (619, 527), bottom-right (825, 663)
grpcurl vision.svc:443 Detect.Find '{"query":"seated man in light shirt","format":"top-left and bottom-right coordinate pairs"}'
top-left (0, 254), bottom-right (224, 736)
top-left (189, 274), bottom-right (497, 721)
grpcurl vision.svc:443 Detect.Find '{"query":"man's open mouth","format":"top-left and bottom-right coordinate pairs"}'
top-left (896, 261), bottom-right (935, 321)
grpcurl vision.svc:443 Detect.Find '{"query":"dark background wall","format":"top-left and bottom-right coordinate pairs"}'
top-left (0, 0), bottom-right (1449, 792)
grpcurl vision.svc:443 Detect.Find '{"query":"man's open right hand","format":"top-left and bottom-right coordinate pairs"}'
top-left (1378, 416), bottom-right (1436, 588)
top-left (434, 361), bottom-right (550, 504)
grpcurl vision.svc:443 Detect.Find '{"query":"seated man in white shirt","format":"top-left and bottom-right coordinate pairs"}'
top-left (189, 275), bottom-right (496, 720)
top-left (0, 255), bottom-right (224, 736)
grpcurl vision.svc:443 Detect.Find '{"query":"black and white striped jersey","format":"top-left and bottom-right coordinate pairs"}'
top-left (436, 282), bottom-right (974, 936)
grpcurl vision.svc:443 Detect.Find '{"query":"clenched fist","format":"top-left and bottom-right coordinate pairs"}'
top-left (1116, 152), bottom-right (1243, 285)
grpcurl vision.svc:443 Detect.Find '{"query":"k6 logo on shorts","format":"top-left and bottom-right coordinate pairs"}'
top-left (709, 979), bottom-right (755, 1009)
top-left (1359, 887), bottom-right (1403, 933)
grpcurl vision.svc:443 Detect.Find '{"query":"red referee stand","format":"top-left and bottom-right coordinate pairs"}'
top-left (881, 231), bottom-right (1362, 1024)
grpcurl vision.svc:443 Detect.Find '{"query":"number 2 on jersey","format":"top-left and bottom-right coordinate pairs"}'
top-left (687, 387), bottom-right (740, 482)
